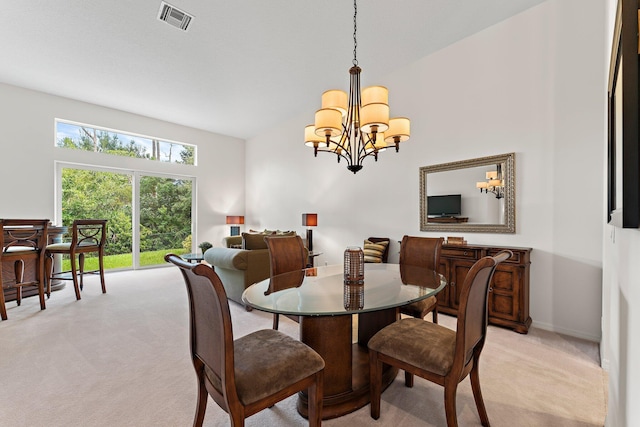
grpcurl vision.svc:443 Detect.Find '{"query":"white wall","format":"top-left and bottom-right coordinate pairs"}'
top-left (0, 83), bottom-right (246, 250)
top-left (246, 0), bottom-right (605, 341)
top-left (602, 0), bottom-right (640, 424)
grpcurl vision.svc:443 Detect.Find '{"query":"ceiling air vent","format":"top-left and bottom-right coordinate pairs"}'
top-left (158, 2), bottom-right (193, 31)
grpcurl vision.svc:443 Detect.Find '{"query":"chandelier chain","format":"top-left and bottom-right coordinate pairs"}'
top-left (352, 0), bottom-right (358, 66)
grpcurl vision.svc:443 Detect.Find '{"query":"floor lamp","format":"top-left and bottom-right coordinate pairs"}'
top-left (226, 215), bottom-right (244, 236)
top-left (302, 213), bottom-right (317, 252)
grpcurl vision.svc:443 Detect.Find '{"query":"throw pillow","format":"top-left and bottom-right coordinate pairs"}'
top-left (364, 239), bottom-right (388, 263)
top-left (242, 232), bottom-right (272, 250)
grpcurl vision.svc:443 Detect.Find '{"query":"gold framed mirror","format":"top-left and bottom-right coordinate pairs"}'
top-left (420, 153), bottom-right (515, 233)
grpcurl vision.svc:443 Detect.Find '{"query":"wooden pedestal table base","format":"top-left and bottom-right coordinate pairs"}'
top-left (296, 308), bottom-right (398, 420)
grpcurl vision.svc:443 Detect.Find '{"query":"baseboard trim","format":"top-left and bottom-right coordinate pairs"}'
top-left (531, 320), bottom-right (601, 342)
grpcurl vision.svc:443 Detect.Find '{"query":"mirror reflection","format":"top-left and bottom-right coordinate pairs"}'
top-left (420, 153), bottom-right (515, 233)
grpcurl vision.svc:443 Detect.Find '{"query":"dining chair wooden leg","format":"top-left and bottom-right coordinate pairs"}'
top-left (78, 253), bottom-right (86, 291)
top-left (308, 371), bottom-right (324, 427)
top-left (228, 405), bottom-right (246, 427)
top-left (444, 380), bottom-right (459, 427)
top-left (0, 278), bottom-right (7, 320)
top-left (432, 307), bottom-right (438, 323)
top-left (70, 256), bottom-right (81, 300)
top-left (37, 259), bottom-right (46, 310)
top-left (405, 371), bottom-right (414, 388)
top-left (14, 260), bottom-right (24, 306)
top-left (98, 252), bottom-right (106, 293)
top-left (470, 357), bottom-right (490, 426)
top-left (193, 377), bottom-right (208, 427)
top-left (272, 313), bottom-right (279, 330)
top-left (45, 253), bottom-right (53, 298)
top-left (369, 350), bottom-right (383, 420)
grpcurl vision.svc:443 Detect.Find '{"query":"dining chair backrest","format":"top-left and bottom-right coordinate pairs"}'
top-left (165, 253), bottom-right (324, 427)
top-left (0, 219), bottom-right (50, 320)
top-left (264, 235), bottom-right (307, 294)
top-left (166, 254), bottom-right (237, 407)
top-left (455, 250), bottom-right (512, 367)
top-left (368, 249), bottom-right (513, 426)
top-left (1, 219), bottom-right (49, 254)
top-left (69, 219), bottom-right (107, 251)
top-left (399, 235), bottom-right (444, 270)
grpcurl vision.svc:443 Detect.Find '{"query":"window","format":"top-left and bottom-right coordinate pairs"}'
top-left (56, 164), bottom-right (194, 270)
top-left (55, 119), bottom-right (196, 165)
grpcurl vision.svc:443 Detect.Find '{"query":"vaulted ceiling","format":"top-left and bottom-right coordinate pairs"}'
top-left (1, 0), bottom-right (544, 140)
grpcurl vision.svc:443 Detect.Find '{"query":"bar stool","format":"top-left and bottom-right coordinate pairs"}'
top-left (45, 219), bottom-right (107, 300)
top-left (0, 219), bottom-right (49, 320)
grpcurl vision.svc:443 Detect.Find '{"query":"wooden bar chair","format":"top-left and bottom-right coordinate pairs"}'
top-left (0, 219), bottom-right (49, 320)
top-left (45, 219), bottom-right (107, 300)
top-left (264, 235), bottom-right (308, 330)
top-left (165, 254), bottom-right (324, 427)
top-left (369, 250), bottom-right (512, 427)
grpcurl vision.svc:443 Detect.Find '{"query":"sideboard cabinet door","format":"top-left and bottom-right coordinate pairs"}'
top-left (438, 244), bottom-right (532, 334)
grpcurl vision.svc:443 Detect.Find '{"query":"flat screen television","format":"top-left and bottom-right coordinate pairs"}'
top-left (427, 194), bottom-right (461, 217)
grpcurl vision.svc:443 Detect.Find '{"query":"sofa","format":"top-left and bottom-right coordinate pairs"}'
top-left (203, 231), bottom-right (302, 308)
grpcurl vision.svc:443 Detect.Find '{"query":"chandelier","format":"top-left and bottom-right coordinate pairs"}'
top-left (476, 165), bottom-right (505, 199)
top-left (304, 0), bottom-right (410, 174)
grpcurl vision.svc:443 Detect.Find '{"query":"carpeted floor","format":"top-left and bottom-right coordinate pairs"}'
top-left (0, 267), bottom-right (606, 426)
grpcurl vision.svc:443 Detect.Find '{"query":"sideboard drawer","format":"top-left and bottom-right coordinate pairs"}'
top-left (486, 248), bottom-right (527, 265)
top-left (442, 247), bottom-right (480, 259)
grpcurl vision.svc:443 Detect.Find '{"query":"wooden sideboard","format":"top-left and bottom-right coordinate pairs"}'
top-left (1, 225), bottom-right (67, 302)
top-left (436, 243), bottom-right (532, 334)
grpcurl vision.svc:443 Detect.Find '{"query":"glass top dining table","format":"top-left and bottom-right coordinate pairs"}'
top-left (241, 263), bottom-right (446, 316)
top-left (241, 262), bottom-right (447, 420)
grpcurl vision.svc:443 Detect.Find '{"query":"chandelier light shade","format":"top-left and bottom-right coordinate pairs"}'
top-left (476, 166), bottom-right (505, 199)
top-left (304, 0), bottom-right (411, 174)
top-left (322, 90), bottom-right (348, 115)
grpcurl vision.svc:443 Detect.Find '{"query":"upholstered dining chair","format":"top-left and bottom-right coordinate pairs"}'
top-left (368, 250), bottom-right (512, 427)
top-left (165, 254), bottom-right (324, 427)
top-left (264, 234), bottom-right (308, 330)
top-left (399, 235), bottom-right (444, 323)
top-left (45, 219), bottom-right (107, 300)
top-left (0, 219), bottom-right (49, 320)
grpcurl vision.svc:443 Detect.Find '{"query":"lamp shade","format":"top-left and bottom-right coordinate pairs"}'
top-left (315, 108), bottom-right (343, 137)
top-left (302, 213), bottom-right (318, 227)
top-left (362, 85), bottom-right (389, 106)
top-left (304, 125), bottom-right (325, 147)
top-left (322, 90), bottom-right (348, 116)
top-left (384, 117), bottom-right (411, 143)
top-left (226, 216), bottom-right (244, 225)
top-left (360, 103), bottom-right (389, 134)
top-left (486, 171), bottom-right (498, 180)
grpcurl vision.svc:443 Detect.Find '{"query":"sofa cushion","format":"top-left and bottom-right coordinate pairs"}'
top-left (242, 232), bottom-right (272, 250)
top-left (205, 247), bottom-right (249, 270)
top-left (223, 235), bottom-right (243, 248)
top-left (250, 229), bottom-right (295, 236)
top-left (242, 231), bottom-right (297, 250)
top-left (364, 239), bottom-right (389, 263)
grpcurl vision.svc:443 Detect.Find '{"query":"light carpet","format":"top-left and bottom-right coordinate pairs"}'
top-left (0, 267), bottom-right (606, 426)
